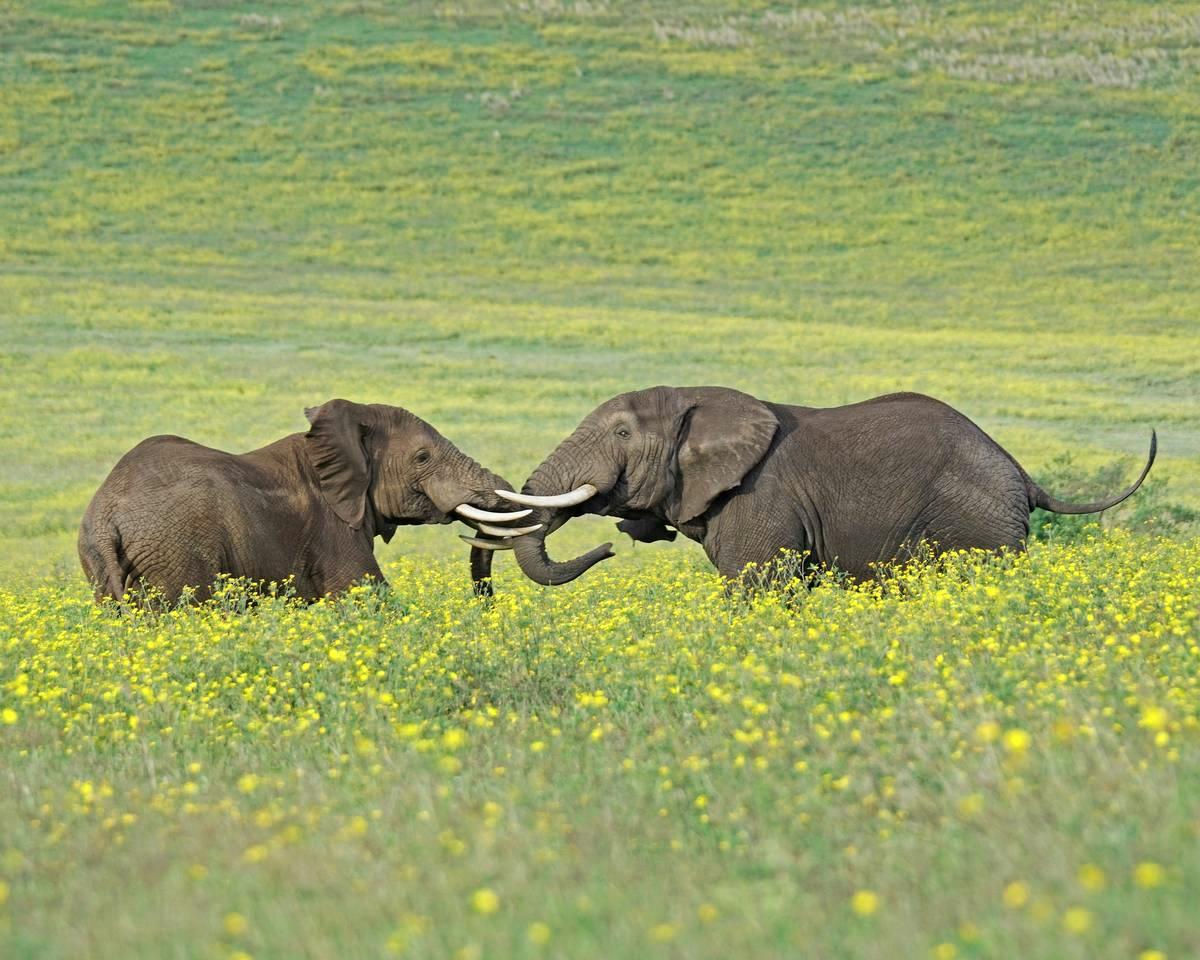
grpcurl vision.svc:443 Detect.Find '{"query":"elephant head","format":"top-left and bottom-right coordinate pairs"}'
top-left (304, 400), bottom-right (534, 590)
top-left (498, 386), bottom-right (779, 585)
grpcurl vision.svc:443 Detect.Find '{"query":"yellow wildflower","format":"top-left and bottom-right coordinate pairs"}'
top-left (470, 888), bottom-right (499, 915)
top-left (648, 923), bottom-right (677, 943)
top-left (1002, 882), bottom-right (1029, 909)
top-left (1062, 907), bottom-right (1092, 935)
top-left (974, 721), bottom-right (1000, 743)
top-left (1002, 729), bottom-right (1031, 754)
top-left (1077, 863), bottom-right (1106, 892)
top-left (223, 912), bottom-right (248, 937)
top-left (1133, 862), bottom-right (1165, 888)
top-left (850, 890), bottom-right (879, 916)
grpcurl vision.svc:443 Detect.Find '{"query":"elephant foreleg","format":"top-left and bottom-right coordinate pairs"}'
top-left (318, 554), bottom-right (387, 599)
top-left (703, 507), bottom-right (815, 589)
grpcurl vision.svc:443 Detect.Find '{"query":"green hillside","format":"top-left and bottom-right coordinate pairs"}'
top-left (2, 0), bottom-right (1198, 581)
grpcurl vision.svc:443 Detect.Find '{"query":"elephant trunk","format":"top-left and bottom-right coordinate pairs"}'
top-left (510, 451), bottom-right (613, 586)
top-left (419, 450), bottom-right (527, 595)
top-left (511, 521), bottom-right (614, 586)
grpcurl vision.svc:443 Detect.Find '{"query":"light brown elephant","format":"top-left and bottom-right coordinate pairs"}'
top-left (78, 399), bottom-right (536, 603)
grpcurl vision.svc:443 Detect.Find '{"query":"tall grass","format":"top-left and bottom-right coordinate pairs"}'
top-left (2, 537), bottom-right (1197, 958)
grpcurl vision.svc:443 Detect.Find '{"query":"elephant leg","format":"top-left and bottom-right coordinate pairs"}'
top-left (704, 513), bottom-right (812, 589)
top-left (918, 477), bottom-right (1031, 560)
top-left (318, 553), bottom-right (387, 599)
top-left (122, 567), bottom-right (203, 608)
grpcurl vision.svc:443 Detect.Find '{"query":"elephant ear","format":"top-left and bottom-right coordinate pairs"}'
top-left (671, 387), bottom-right (779, 525)
top-left (304, 399), bottom-right (372, 529)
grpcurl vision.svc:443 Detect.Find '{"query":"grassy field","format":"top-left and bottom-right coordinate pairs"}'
top-left (2, 1), bottom-right (1199, 957)
top-left (3, 542), bottom-right (1199, 959)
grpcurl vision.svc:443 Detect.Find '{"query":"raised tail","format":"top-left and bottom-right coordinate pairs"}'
top-left (1028, 430), bottom-right (1157, 515)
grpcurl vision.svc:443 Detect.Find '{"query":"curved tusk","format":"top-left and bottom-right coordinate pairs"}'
top-left (460, 535), bottom-right (514, 551)
top-left (476, 522), bottom-right (544, 537)
top-left (494, 483), bottom-right (598, 509)
top-left (455, 503), bottom-right (532, 523)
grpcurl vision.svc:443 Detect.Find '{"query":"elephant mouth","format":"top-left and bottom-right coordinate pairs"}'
top-left (571, 490), bottom-right (612, 517)
top-left (452, 501), bottom-right (545, 551)
top-left (459, 483), bottom-right (595, 554)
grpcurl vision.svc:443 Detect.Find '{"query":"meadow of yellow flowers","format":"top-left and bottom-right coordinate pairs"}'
top-left (2, 535), bottom-right (1197, 958)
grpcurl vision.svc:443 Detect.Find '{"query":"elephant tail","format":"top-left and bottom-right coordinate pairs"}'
top-left (1026, 430), bottom-right (1157, 515)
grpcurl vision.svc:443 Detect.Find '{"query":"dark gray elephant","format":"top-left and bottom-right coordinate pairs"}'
top-left (78, 399), bottom-right (536, 604)
top-left (485, 387), bottom-right (1156, 586)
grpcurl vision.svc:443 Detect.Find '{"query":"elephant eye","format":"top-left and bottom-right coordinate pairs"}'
top-left (615, 426), bottom-right (631, 439)
top-left (413, 449), bottom-right (432, 466)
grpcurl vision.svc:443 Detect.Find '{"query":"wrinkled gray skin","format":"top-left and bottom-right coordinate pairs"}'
top-left (79, 399), bottom-right (512, 604)
top-left (511, 387), bottom-right (1157, 586)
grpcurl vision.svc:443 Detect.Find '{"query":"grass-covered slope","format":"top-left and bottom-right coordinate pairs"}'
top-left (1, 1), bottom-right (1198, 580)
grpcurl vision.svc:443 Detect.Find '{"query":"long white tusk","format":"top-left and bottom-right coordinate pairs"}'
top-left (455, 503), bottom-right (532, 523)
top-left (460, 535), bottom-right (514, 551)
top-left (494, 484), bottom-right (597, 509)
top-left (476, 522), bottom-right (543, 537)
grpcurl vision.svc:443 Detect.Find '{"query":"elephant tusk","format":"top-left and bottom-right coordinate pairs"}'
top-left (475, 522), bottom-right (544, 537)
top-left (455, 503), bottom-right (533, 523)
top-left (460, 535), bottom-right (514, 551)
top-left (494, 484), bottom-right (598, 509)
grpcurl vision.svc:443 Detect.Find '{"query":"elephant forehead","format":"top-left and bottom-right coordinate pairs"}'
top-left (367, 403), bottom-right (434, 433)
top-left (616, 386), bottom-right (682, 424)
top-left (383, 418), bottom-right (440, 446)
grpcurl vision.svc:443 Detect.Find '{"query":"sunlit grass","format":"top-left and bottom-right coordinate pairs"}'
top-left (2, 2), bottom-right (1199, 589)
top-left (2, 1), bottom-right (1200, 956)
top-left (2, 536), bottom-right (1197, 958)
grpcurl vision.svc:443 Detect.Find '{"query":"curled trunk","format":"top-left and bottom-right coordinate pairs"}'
top-left (510, 452), bottom-right (613, 586)
top-left (511, 520), bottom-right (614, 586)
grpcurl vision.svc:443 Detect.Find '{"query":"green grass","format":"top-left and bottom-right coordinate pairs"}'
top-left (1, 1), bottom-right (1199, 957)
top-left (3, 0), bottom-right (1199, 583)
top-left (3, 542), bottom-right (1198, 960)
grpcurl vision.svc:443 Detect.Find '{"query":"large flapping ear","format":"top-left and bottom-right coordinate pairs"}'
top-left (304, 399), bottom-right (371, 529)
top-left (670, 387), bottom-right (779, 525)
